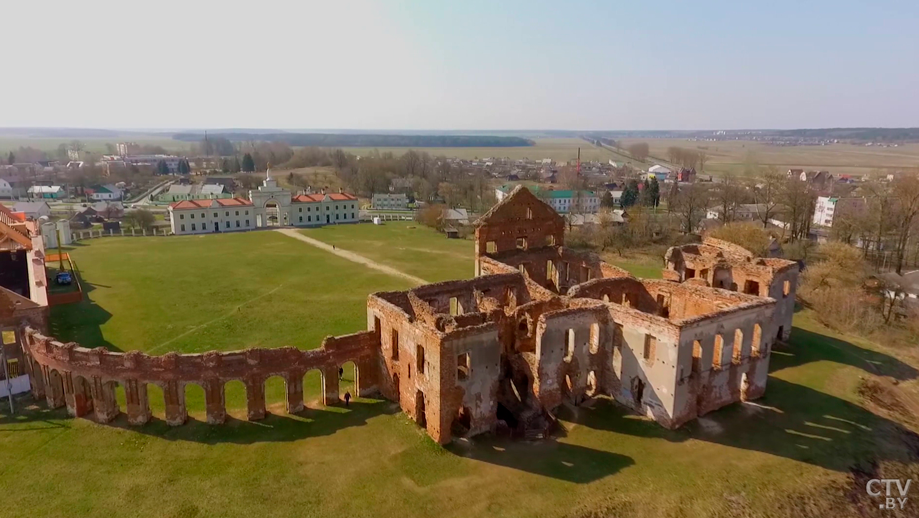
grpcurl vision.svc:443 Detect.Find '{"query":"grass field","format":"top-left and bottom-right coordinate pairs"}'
top-left (300, 222), bottom-right (474, 283)
top-left (2, 229), bottom-right (919, 517)
top-left (0, 135), bottom-right (188, 156)
top-left (618, 138), bottom-right (919, 178)
top-left (329, 137), bottom-right (619, 162)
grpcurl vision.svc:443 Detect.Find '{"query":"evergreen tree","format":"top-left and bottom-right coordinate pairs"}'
top-left (601, 191), bottom-right (616, 208)
top-left (221, 158), bottom-right (230, 173)
top-left (7, 151), bottom-right (14, 165)
top-left (156, 160), bottom-right (170, 175)
top-left (648, 177), bottom-right (661, 207)
top-left (232, 156), bottom-right (241, 173)
top-left (621, 180), bottom-right (639, 208)
top-left (177, 159), bottom-right (191, 175)
top-left (241, 153), bottom-right (256, 172)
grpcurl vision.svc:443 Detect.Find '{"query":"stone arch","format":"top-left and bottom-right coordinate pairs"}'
top-left (224, 380), bottom-right (248, 419)
top-left (586, 370), bottom-right (598, 397)
top-left (304, 369), bottom-right (325, 407)
top-left (71, 374), bottom-right (94, 417)
top-left (145, 382), bottom-right (166, 419)
top-left (184, 382), bottom-right (207, 421)
top-left (263, 375), bottom-right (287, 415)
top-left (339, 361), bottom-right (359, 402)
top-left (46, 369), bottom-right (65, 409)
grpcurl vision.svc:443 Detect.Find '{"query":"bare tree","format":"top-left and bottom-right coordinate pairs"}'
top-left (673, 182), bottom-right (710, 234)
top-left (713, 172), bottom-right (741, 223)
top-left (781, 178), bottom-right (815, 240)
top-left (751, 166), bottom-right (783, 228)
top-left (402, 150), bottom-right (421, 177)
top-left (627, 142), bottom-right (650, 162)
top-left (697, 151), bottom-right (708, 172)
top-left (890, 174), bottom-right (919, 274)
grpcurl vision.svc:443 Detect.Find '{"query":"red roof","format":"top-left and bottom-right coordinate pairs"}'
top-left (292, 194), bottom-right (324, 203)
top-left (291, 192), bottom-right (357, 203)
top-left (169, 197), bottom-right (254, 210)
top-left (329, 193), bottom-right (357, 201)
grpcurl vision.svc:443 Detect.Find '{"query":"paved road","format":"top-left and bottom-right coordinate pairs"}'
top-left (274, 228), bottom-right (427, 285)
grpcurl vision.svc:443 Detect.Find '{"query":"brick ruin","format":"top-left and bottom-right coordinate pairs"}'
top-left (11, 185), bottom-right (799, 444)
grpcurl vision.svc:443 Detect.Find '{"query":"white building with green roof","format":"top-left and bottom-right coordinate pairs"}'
top-left (495, 184), bottom-right (599, 214)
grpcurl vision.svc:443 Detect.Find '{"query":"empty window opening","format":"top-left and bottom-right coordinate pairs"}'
top-left (589, 323), bottom-right (600, 354)
top-left (563, 261), bottom-right (570, 280)
top-left (685, 268), bottom-right (696, 279)
top-left (752, 323), bottom-right (763, 357)
top-left (777, 326), bottom-right (784, 341)
top-left (733, 329), bottom-right (744, 363)
top-left (547, 235), bottom-right (556, 246)
top-left (416, 344), bottom-right (426, 375)
top-left (713, 334), bottom-right (724, 369)
top-left (391, 329), bottom-right (399, 361)
top-left (700, 269), bottom-right (709, 280)
top-left (692, 340), bottom-right (702, 373)
top-left (516, 237), bottom-right (527, 250)
top-left (587, 370), bottom-right (598, 396)
top-left (783, 280), bottom-right (791, 297)
top-left (643, 335), bottom-right (657, 363)
top-left (457, 353), bottom-right (470, 381)
top-left (546, 260), bottom-right (555, 284)
top-left (449, 297), bottom-right (462, 316)
top-left (656, 294), bottom-right (670, 317)
top-left (518, 318), bottom-right (528, 333)
top-left (518, 264), bottom-right (526, 276)
top-left (526, 207), bottom-right (533, 219)
top-left (416, 390), bottom-right (426, 428)
top-left (486, 241), bottom-right (497, 254)
top-left (566, 329), bottom-right (576, 358)
top-left (744, 280), bottom-right (760, 296)
top-left (452, 406), bottom-right (472, 437)
top-left (602, 293), bottom-right (610, 303)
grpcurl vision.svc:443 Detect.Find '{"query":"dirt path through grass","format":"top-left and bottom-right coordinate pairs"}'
top-left (275, 228), bottom-right (428, 285)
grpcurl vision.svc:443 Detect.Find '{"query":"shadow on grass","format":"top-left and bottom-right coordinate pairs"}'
top-left (565, 324), bottom-right (919, 473)
top-left (47, 262), bottom-right (119, 352)
top-left (772, 326), bottom-right (918, 381)
top-left (446, 435), bottom-right (634, 484)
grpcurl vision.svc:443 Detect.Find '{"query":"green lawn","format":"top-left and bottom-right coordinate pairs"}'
top-left (300, 222), bottom-right (475, 283)
top-left (2, 233), bottom-right (918, 517)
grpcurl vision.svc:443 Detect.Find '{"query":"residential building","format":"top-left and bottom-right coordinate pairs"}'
top-left (676, 167), bottom-right (696, 183)
top-left (0, 178), bottom-right (13, 199)
top-left (168, 170), bottom-right (359, 233)
top-left (706, 204), bottom-right (768, 222)
top-left (495, 184), bottom-right (600, 214)
top-left (372, 193), bottom-right (409, 210)
top-left (116, 142), bottom-right (142, 156)
top-left (168, 198), bottom-right (256, 235)
top-left (27, 185), bottom-right (65, 200)
top-left (12, 201), bottom-right (51, 220)
top-left (157, 183), bottom-right (232, 203)
top-left (441, 208), bottom-right (470, 226)
top-left (89, 184), bottom-right (123, 201)
top-left (812, 196), bottom-right (866, 227)
top-left (648, 165), bottom-right (671, 182)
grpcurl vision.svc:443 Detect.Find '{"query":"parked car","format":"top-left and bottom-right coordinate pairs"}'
top-left (55, 272), bottom-right (73, 285)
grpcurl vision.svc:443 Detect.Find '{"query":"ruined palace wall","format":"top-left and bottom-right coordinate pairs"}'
top-left (671, 302), bottom-right (775, 428)
top-left (23, 326), bottom-right (381, 425)
top-left (533, 304), bottom-right (613, 410)
top-left (605, 304), bottom-right (682, 427)
top-left (440, 323), bottom-right (502, 441)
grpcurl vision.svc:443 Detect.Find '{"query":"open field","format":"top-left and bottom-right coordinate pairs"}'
top-left (2, 230), bottom-right (919, 517)
top-left (300, 222), bottom-right (474, 283)
top-left (618, 138), bottom-right (919, 178)
top-left (328, 137), bottom-right (620, 162)
top-left (0, 136), bottom-right (189, 155)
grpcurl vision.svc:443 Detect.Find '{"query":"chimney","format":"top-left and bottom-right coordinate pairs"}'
top-left (338, 187), bottom-right (343, 194)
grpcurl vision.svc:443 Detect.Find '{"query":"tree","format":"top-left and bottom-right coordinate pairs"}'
top-left (709, 222), bottom-right (772, 256)
top-left (751, 166), bottom-right (783, 228)
top-left (123, 209), bottom-right (156, 231)
top-left (601, 191), bottom-right (616, 208)
top-left (7, 151), bottom-right (13, 165)
top-left (627, 142), bottom-right (650, 161)
top-left (890, 174), bottom-right (919, 274)
top-left (177, 159), bottom-right (191, 175)
top-left (156, 160), bottom-right (170, 175)
top-left (221, 158), bottom-right (230, 173)
top-left (647, 177), bottom-right (660, 207)
top-left (673, 182), bottom-right (710, 234)
top-left (241, 153), bottom-right (256, 173)
top-left (781, 178), bottom-right (815, 240)
top-left (713, 172), bottom-right (741, 223)
top-left (697, 151), bottom-right (708, 172)
top-left (621, 180), bottom-right (640, 208)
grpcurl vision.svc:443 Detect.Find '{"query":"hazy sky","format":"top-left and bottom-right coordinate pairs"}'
top-left (4, 0), bottom-right (918, 130)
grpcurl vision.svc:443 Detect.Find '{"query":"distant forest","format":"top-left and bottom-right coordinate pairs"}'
top-left (171, 132), bottom-right (534, 148)
top-left (771, 128), bottom-right (919, 142)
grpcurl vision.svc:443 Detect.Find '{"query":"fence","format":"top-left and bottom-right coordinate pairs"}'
top-left (359, 214), bottom-right (415, 222)
top-left (71, 227), bottom-right (171, 242)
